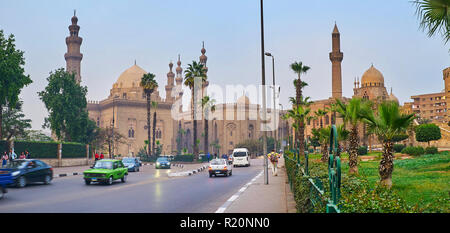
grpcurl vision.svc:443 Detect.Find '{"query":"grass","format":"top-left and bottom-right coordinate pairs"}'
top-left (340, 151), bottom-right (450, 210)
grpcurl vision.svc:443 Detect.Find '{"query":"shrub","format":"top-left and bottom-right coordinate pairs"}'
top-left (174, 154), bottom-right (194, 162)
top-left (401, 146), bottom-right (425, 156)
top-left (293, 161), bottom-right (328, 213)
top-left (393, 144), bottom-right (406, 153)
top-left (61, 142), bottom-right (87, 158)
top-left (14, 141), bottom-right (59, 159)
top-left (425, 146), bottom-right (438, 155)
top-left (415, 124), bottom-right (441, 146)
top-left (357, 146), bottom-right (368, 155)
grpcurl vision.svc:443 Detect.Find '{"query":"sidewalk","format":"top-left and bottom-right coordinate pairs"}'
top-left (223, 157), bottom-right (296, 213)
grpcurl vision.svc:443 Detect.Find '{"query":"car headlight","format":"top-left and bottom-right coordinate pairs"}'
top-left (156, 162), bottom-right (160, 165)
top-left (167, 162), bottom-right (170, 165)
top-left (12, 171), bottom-right (20, 176)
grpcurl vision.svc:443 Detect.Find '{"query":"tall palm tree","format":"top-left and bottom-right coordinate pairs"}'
top-left (184, 61), bottom-right (207, 162)
top-left (152, 101), bottom-right (158, 156)
top-left (290, 62), bottom-right (310, 155)
top-left (336, 124), bottom-right (350, 157)
top-left (201, 95), bottom-right (216, 155)
top-left (314, 108), bottom-right (328, 128)
top-left (413, 0), bottom-right (450, 44)
top-left (319, 126), bottom-right (331, 162)
top-left (360, 101), bottom-right (416, 188)
top-left (335, 98), bottom-right (371, 175)
top-left (140, 73), bottom-right (158, 157)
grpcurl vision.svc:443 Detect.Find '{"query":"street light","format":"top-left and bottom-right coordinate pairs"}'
top-left (279, 103), bottom-right (284, 151)
top-left (265, 52), bottom-right (277, 152)
top-left (260, 0), bottom-right (268, 185)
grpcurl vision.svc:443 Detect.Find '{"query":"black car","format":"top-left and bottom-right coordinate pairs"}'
top-left (0, 159), bottom-right (53, 188)
top-left (155, 157), bottom-right (171, 169)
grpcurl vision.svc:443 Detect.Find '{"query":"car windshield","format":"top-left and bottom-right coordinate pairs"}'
top-left (211, 159), bottom-right (226, 165)
top-left (233, 152), bottom-right (247, 157)
top-left (122, 158), bottom-right (134, 163)
top-left (5, 160), bottom-right (27, 169)
top-left (157, 158), bottom-right (168, 162)
top-left (93, 161), bottom-right (113, 169)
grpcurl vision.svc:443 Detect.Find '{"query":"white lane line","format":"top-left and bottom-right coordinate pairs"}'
top-left (215, 170), bottom-right (263, 213)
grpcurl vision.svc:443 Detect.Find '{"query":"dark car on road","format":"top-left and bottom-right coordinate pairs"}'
top-left (155, 157), bottom-right (171, 169)
top-left (122, 157), bottom-right (141, 172)
top-left (0, 160), bottom-right (53, 188)
top-left (0, 170), bottom-right (13, 199)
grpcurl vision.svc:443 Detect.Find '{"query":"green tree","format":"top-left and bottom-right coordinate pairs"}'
top-left (336, 124), bottom-right (350, 157)
top-left (140, 73), bottom-right (158, 157)
top-left (1, 100), bottom-right (31, 145)
top-left (38, 68), bottom-right (92, 142)
top-left (0, 30), bottom-right (33, 140)
top-left (413, 0), bottom-right (450, 44)
top-left (290, 62), bottom-right (310, 155)
top-left (18, 130), bottom-right (53, 142)
top-left (152, 101), bottom-right (158, 157)
top-left (319, 126), bottom-right (331, 162)
top-left (361, 101), bottom-right (416, 188)
top-left (314, 108), bottom-right (328, 128)
top-left (184, 61), bottom-right (207, 162)
top-left (335, 98), bottom-right (372, 175)
top-left (284, 104), bottom-right (312, 156)
top-left (415, 123), bottom-right (442, 146)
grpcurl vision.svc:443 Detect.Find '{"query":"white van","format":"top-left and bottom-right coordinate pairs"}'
top-left (232, 148), bottom-right (251, 167)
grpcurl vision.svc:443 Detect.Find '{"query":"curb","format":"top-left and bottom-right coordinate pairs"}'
top-left (168, 164), bottom-right (208, 177)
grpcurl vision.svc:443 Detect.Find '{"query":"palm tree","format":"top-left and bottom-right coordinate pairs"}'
top-left (360, 101), bottom-right (416, 188)
top-left (152, 101), bottom-right (158, 156)
top-left (201, 95), bottom-right (216, 155)
top-left (314, 108), bottom-right (328, 129)
top-left (140, 73), bottom-right (158, 157)
top-left (319, 126), bottom-right (331, 162)
top-left (413, 0), bottom-right (450, 44)
top-left (184, 61), bottom-right (207, 162)
top-left (335, 98), bottom-right (371, 175)
top-left (290, 62), bottom-right (310, 155)
top-left (284, 104), bottom-right (311, 156)
top-left (336, 124), bottom-right (350, 157)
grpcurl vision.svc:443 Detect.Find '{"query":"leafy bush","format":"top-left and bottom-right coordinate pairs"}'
top-left (0, 140), bottom-right (8, 152)
top-left (401, 146), bottom-right (425, 156)
top-left (357, 146), bottom-right (368, 155)
top-left (174, 154), bottom-right (194, 162)
top-left (415, 124), bottom-right (441, 145)
top-left (393, 144), bottom-right (406, 153)
top-left (61, 142), bottom-right (87, 158)
top-left (14, 141), bottom-right (59, 159)
top-left (425, 146), bottom-right (438, 155)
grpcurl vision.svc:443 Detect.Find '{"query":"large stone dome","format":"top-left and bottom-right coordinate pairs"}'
top-left (361, 65), bottom-right (384, 87)
top-left (114, 64), bottom-right (147, 89)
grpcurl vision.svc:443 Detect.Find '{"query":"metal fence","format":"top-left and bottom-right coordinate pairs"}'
top-left (284, 125), bottom-right (342, 213)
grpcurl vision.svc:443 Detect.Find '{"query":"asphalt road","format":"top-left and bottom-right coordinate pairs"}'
top-left (0, 158), bottom-right (264, 213)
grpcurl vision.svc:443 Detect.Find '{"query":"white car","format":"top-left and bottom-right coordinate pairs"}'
top-left (208, 159), bottom-right (232, 177)
top-left (232, 148), bottom-right (251, 167)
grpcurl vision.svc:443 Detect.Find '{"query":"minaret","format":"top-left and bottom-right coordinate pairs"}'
top-left (165, 61), bottom-right (175, 102)
top-left (65, 10), bottom-right (83, 84)
top-left (329, 23), bottom-right (343, 99)
top-left (444, 67), bottom-right (450, 121)
top-left (175, 55), bottom-right (184, 112)
top-left (199, 42), bottom-right (209, 89)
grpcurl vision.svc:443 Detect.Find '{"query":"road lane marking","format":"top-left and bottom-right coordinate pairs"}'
top-left (214, 170), bottom-right (263, 213)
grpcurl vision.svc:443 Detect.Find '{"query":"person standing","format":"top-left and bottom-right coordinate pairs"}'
top-left (95, 153), bottom-right (99, 161)
top-left (207, 152), bottom-right (211, 162)
top-left (9, 149), bottom-right (17, 161)
top-left (100, 153), bottom-right (104, 160)
top-left (268, 149), bottom-right (280, 176)
top-left (2, 152), bottom-right (8, 168)
top-left (19, 152), bottom-right (26, 159)
top-left (25, 150), bottom-right (30, 159)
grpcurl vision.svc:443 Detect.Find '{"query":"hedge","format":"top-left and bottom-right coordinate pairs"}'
top-left (0, 140), bottom-right (88, 159)
top-left (425, 147), bottom-right (438, 155)
top-left (61, 142), bottom-right (88, 158)
top-left (357, 146), bottom-right (368, 155)
top-left (401, 146), bottom-right (425, 156)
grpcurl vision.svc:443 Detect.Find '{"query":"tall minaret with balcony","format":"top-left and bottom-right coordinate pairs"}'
top-left (199, 42), bottom-right (209, 91)
top-left (175, 55), bottom-right (184, 112)
top-left (165, 61), bottom-right (175, 102)
top-left (65, 11), bottom-right (83, 84)
top-left (329, 23), bottom-right (343, 99)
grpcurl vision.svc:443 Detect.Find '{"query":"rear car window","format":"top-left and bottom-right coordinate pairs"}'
top-left (233, 152), bottom-right (247, 157)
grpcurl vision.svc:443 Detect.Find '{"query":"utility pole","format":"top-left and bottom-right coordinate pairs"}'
top-left (260, 0), bottom-right (268, 185)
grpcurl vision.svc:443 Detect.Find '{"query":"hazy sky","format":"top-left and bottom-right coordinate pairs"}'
top-left (1, 0), bottom-right (449, 131)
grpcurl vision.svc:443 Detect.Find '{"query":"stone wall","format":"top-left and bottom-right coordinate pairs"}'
top-left (40, 158), bottom-right (91, 167)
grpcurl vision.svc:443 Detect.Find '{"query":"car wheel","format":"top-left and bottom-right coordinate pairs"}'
top-left (43, 175), bottom-right (52, 185)
top-left (17, 176), bottom-right (26, 188)
top-left (107, 176), bottom-right (113, 185)
top-left (224, 172), bottom-right (228, 177)
top-left (0, 189), bottom-right (4, 200)
top-left (121, 174), bottom-right (127, 183)
top-left (85, 179), bottom-right (91, 185)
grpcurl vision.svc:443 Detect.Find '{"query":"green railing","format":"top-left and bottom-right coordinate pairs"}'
top-left (284, 125), bottom-right (341, 213)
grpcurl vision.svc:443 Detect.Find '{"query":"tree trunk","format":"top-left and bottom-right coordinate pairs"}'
top-left (0, 105), bottom-right (2, 140)
top-left (299, 121), bottom-right (305, 157)
top-left (379, 141), bottom-right (394, 188)
top-left (192, 89), bottom-right (199, 162)
top-left (204, 118), bottom-right (209, 155)
top-left (321, 142), bottom-right (329, 162)
top-left (152, 111), bottom-right (157, 157)
top-left (146, 93), bottom-right (152, 157)
top-left (348, 125), bottom-right (359, 175)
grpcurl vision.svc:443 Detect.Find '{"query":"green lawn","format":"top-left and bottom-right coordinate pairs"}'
top-left (340, 152), bottom-right (450, 210)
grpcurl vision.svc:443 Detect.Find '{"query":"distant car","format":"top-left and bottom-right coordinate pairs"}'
top-left (155, 157), bottom-right (171, 169)
top-left (122, 157), bottom-right (141, 172)
top-left (208, 159), bottom-right (232, 177)
top-left (0, 159), bottom-right (53, 188)
top-left (160, 155), bottom-right (174, 161)
top-left (83, 160), bottom-right (128, 185)
top-left (232, 148), bottom-right (251, 167)
top-left (0, 170), bottom-right (13, 199)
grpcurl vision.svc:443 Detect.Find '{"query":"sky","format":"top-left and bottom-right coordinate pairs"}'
top-left (1, 0), bottom-right (449, 132)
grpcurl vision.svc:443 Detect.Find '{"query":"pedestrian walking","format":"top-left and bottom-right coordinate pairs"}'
top-left (9, 149), bottom-right (17, 161)
top-left (214, 153), bottom-right (218, 159)
top-left (19, 152), bottom-right (26, 159)
top-left (95, 153), bottom-right (99, 161)
top-left (25, 150), bottom-right (30, 159)
top-left (2, 152), bottom-right (8, 168)
top-left (100, 153), bottom-right (104, 160)
top-left (207, 152), bottom-right (211, 162)
top-left (268, 149), bottom-right (280, 176)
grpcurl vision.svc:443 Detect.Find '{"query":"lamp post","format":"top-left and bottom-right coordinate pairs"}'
top-left (111, 97), bottom-right (115, 159)
top-left (279, 103), bottom-right (284, 151)
top-left (265, 52), bottom-right (277, 153)
top-left (260, 0), bottom-right (268, 185)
